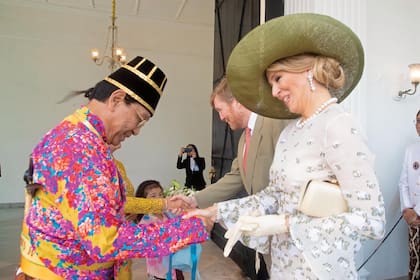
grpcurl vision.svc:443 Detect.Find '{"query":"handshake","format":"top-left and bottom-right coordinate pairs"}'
top-left (168, 194), bottom-right (199, 210)
top-left (177, 195), bottom-right (290, 258)
top-left (168, 194), bottom-right (215, 232)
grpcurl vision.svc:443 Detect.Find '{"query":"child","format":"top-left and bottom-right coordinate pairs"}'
top-left (135, 180), bottom-right (185, 280)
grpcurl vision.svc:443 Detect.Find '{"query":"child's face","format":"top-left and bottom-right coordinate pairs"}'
top-left (146, 187), bottom-right (163, 198)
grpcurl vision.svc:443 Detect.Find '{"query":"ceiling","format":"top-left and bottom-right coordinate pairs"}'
top-left (25, 0), bottom-right (214, 26)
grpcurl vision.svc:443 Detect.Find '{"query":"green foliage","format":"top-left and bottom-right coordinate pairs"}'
top-left (163, 180), bottom-right (195, 197)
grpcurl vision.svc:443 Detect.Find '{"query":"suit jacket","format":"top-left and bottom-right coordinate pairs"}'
top-left (177, 156), bottom-right (206, 190)
top-left (196, 116), bottom-right (288, 208)
top-left (399, 142), bottom-right (420, 215)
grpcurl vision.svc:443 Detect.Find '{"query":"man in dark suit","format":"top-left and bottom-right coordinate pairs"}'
top-left (172, 77), bottom-right (288, 279)
top-left (176, 144), bottom-right (206, 190)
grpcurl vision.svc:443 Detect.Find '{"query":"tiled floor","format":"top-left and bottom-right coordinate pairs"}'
top-left (0, 207), bottom-right (247, 280)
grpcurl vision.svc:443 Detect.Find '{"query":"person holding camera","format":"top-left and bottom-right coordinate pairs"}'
top-left (177, 144), bottom-right (206, 190)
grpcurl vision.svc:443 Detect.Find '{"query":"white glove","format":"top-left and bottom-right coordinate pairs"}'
top-left (223, 214), bottom-right (288, 257)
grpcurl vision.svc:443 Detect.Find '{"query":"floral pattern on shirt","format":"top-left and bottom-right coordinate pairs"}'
top-left (140, 213), bottom-right (180, 279)
top-left (24, 106), bottom-right (208, 279)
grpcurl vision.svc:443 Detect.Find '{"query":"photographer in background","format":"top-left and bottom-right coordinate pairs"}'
top-left (177, 144), bottom-right (206, 190)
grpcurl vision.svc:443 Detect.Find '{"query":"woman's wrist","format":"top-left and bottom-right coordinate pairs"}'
top-left (210, 204), bottom-right (219, 222)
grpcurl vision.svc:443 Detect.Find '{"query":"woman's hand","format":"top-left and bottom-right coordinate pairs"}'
top-left (194, 214), bottom-right (214, 233)
top-left (223, 214), bottom-right (289, 257)
top-left (228, 215), bottom-right (289, 236)
top-left (183, 205), bottom-right (217, 233)
top-left (183, 204), bottom-right (218, 222)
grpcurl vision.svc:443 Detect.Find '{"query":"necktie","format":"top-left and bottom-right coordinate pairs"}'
top-left (242, 127), bottom-right (251, 174)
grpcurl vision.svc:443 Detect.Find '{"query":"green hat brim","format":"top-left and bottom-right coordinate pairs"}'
top-left (226, 13), bottom-right (364, 119)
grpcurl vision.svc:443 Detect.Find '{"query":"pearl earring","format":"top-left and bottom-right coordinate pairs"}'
top-left (307, 71), bottom-right (316, 92)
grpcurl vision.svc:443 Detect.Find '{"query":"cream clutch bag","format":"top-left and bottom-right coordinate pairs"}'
top-left (297, 180), bottom-right (348, 218)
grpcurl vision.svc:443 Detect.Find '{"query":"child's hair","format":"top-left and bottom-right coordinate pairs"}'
top-left (135, 180), bottom-right (163, 198)
top-left (132, 180), bottom-right (163, 223)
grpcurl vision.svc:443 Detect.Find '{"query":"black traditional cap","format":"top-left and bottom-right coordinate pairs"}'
top-left (104, 56), bottom-right (167, 116)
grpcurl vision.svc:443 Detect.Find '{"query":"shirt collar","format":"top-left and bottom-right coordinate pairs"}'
top-left (247, 112), bottom-right (258, 134)
top-left (77, 106), bottom-right (107, 143)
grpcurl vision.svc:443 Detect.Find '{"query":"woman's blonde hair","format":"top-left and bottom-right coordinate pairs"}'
top-left (266, 54), bottom-right (345, 90)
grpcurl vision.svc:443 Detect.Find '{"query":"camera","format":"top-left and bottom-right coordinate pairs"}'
top-left (184, 148), bottom-right (192, 153)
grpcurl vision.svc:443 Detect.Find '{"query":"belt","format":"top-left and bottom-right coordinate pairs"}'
top-left (20, 256), bottom-right (62, 280)
top-left (20, 230), bottom-right (63, 280)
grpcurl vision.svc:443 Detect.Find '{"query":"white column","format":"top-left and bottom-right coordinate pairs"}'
top-left (260, 0), bottom-right (266, 24)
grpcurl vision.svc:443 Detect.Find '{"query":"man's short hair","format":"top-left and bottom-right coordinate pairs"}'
top-left (210, 76), bottom-right (235, 108)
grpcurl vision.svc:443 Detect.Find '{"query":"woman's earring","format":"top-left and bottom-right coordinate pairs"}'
top-left (307, 71), bottom-right (316, 92)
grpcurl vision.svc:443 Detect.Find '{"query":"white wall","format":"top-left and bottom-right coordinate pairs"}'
top-left (364, 1), bottom-right (420, 279)
top-left (0, 1), bottom-right (214, 203)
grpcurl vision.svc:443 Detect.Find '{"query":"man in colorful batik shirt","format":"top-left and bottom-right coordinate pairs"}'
top-left (18, 56), bottom-right (209, 280)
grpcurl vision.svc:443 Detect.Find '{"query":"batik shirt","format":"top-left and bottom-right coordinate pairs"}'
top-left (23, 106), bottom-right (208, 279)
top-left (217, 104), bottom-right (386, 279)
top-left (140, 213), bottom-right (178, 279)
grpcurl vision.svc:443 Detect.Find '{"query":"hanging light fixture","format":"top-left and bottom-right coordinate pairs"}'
top-left (91, 0), bottom-right (127, 71)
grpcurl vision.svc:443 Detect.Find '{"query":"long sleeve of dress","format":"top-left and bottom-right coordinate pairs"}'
top-left (114, 159), bottom-right (164, 214)
top-left (125, 197), bottom-right (164, 214)
top-left (288, 113), bottom-right (385, 278)
top-left (216, 106), bottom-right (385, 279)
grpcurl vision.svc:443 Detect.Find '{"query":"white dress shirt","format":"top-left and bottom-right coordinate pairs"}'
top-left (399, 141), bottom-right (420, 215)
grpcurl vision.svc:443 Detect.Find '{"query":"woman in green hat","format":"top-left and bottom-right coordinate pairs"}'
top-left (184, 13), bottom-right (386, 279)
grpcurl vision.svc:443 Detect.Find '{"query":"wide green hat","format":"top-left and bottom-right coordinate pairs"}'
top-left (226, 13), bottom-right (364, 119)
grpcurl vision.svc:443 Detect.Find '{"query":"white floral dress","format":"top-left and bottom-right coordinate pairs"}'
top-left (217, 104), bottom-right (386, 279)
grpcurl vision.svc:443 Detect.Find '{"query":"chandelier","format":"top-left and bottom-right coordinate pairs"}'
top-left (91, 0), bottom-right (127, 71)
